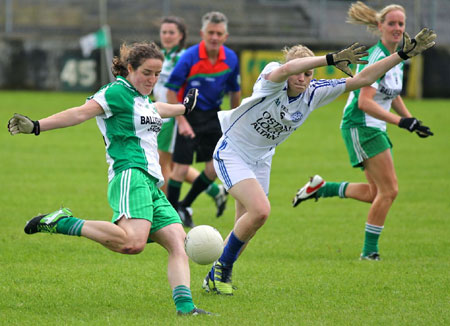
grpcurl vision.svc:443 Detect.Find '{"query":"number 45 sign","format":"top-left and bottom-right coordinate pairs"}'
top-left (60, 57), bottom-right (98, 91)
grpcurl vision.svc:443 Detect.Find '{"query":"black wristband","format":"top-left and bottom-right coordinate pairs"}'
top-left (326, 53), bottom-right (334, 66)
top-left (32, 120), bottom-right (40, 136)
top-left (397, 51), bottom-right (409, 60)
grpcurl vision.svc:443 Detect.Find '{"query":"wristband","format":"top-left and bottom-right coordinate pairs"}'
top-left (326, 53), bottom-right (334, 66)
top-left (397, 51), bottom-right (409, 60)
top-left (33, 120), bottom-right (40, 136)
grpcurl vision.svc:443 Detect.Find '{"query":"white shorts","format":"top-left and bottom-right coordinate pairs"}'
top-left (213, 136), bottom-right (272, 195)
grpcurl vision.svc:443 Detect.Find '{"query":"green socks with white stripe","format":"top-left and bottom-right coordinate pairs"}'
top-left (317, 181), bottom-right (349, 198)
top-left (56, 216), bottom-right (85, 236)
top-left (362, 223), bottom-right (384, 255)
top-left (173, 285), bottom-right (195, 314)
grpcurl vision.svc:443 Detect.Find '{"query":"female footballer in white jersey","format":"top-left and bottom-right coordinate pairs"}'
top-left (7, 42), bottom-right (212, 316)
top-left (293, 2), bottom-right (435, 261)
top-left (202, 29), bottom-right (436, 294)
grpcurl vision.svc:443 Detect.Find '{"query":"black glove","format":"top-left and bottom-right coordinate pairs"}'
top-left (398, 117), bottom-right (433, 138)
top-left (397, 28), bottom-right (437, 60)
top-left (183, 88), bottom-right (198, 115)
top-left (7, 113), bottom-right (40, 135)
top-left (326, 42), bottom-right (368, 77)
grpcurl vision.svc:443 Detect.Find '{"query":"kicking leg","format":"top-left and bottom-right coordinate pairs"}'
top-left (25, 208), bottom-right (151, 255)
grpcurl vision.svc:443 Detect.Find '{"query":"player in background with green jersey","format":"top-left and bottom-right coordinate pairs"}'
top-left (8, 41), bottom-right (211, 316)
top-left (293, 2), bottom-right (435, 261)
top-left (154, 16), bottom-right (228, 216)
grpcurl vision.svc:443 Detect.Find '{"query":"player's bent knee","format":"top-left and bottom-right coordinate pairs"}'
top-left (377, 188), bottom-right (398, 204)
top-left (251, 205), bottom-right (271, 226)
top-left (120, 242), bottom-right (146, 255)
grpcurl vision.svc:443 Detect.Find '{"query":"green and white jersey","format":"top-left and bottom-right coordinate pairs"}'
top-left (92, 76), bottom-right (164, 186)
top-left (341, 41), bottom-right (403, 131)
top-left (153, 47), bottom-right (185, 103)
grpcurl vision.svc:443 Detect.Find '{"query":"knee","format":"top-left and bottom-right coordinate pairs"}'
top-left (250, 203), bottom-right (271, 227)
top-left (119, 241), bottom-right (147, 255)
top-left (172, 164), bottom-right (188, 180)
top-left (163, 226), bottom-right (188, 256)
top-left (379, 186), bottom-right (398, 203)
top-left (389, 186), bottom-right (399, 201)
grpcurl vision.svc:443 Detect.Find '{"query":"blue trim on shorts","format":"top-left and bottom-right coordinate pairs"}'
top-left (214, 139), bottom-right (233, 188)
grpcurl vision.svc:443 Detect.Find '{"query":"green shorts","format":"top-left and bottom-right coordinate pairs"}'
top-left (157, 118), bottom-right (176, 153)
top-left (107, 168), bottom-right (181, 241)
top-left (341, 126), bottom-right (392, 169)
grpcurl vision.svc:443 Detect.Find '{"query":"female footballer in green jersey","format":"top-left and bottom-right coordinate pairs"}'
top-left (154, 16), bottom-right (228, 217)
top-left (293, 2), bottom-right (435, 261)
top-left (154, 16), bottom-right (187, 193)
top-left (8, 41), bottom-right (211, 315)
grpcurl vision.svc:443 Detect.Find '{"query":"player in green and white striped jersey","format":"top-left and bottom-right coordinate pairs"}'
top-left (293, 2), bottom-right (435, 261)
top-left (8, 41), bottom-right (211, 315)
top-left (154, 17), bottom-right (228, 217)
top-left (154, 16), bottom-right (187, 194)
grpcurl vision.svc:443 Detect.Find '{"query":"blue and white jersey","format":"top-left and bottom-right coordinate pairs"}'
top-left (218, 62), bottom-right (346, 162)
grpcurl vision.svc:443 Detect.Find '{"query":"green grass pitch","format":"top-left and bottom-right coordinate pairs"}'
top-left (0, 91), bottom-right (449, 325)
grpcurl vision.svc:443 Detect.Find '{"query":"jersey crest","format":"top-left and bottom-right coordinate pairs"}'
top-left (291, 111), bottom-right (303, 122)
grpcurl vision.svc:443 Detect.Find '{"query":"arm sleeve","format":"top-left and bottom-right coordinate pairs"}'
top-left (226, 55), bottom-right (241, 92)
top-left (92, 85), bottom-right (130, 118)
top-left (91, 90), bottom-right (112, 118)
top-left (252, 62), bottom-right (286, 96)
top-left (165, 54), bottom-right (191, 92)
top-left (308, 78), bottom-right (347, 109)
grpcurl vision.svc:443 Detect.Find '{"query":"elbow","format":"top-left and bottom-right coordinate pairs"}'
top-left (357, 100), bottom-right (370, 112)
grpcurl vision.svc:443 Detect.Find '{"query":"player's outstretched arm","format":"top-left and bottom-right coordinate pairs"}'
top-left (156, 88), bottom-right (198, 118)
top-left (7, 99), bottom-right (103, 135)
top-left (345, 28), bottom-right (437, 92)
top-left (267, 43), bottom-right (367, 83)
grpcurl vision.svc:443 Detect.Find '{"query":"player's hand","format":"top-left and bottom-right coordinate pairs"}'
top-left (398, 117), bottom-right (433, 137)
top-left (183, 88), bottom-right (198, 115)
top-left (398, 28), bottom-right (437, 60)
top-left (7, 113), bottom-right (40, 135)
top-left (326, 42), bottom-right (368, 77)
top-left (177, 116), bottom-right (196, 138)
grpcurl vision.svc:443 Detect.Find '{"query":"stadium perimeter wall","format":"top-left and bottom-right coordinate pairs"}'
top-left (1, 37), bottom-right (448, 98)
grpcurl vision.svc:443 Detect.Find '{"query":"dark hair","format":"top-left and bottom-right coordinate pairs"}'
top-left (160, 16), bottom-right (188, 50)
top-left (111, 42), bottom-right (164, 77)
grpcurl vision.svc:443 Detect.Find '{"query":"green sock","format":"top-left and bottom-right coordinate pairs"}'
top-left (56, 217), bottom-right (85, 236)
top-left (317, 181), bottom-right (348, 198)
top-left (205, 183), bottom-right (219, 198)
top-left (173, 285), bottom-right (195, 314)
top-left (362, 223), bottom-right (384, 255)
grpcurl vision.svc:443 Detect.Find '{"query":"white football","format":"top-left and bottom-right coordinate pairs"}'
top-left (185, 225), bottom-right (224, 265)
